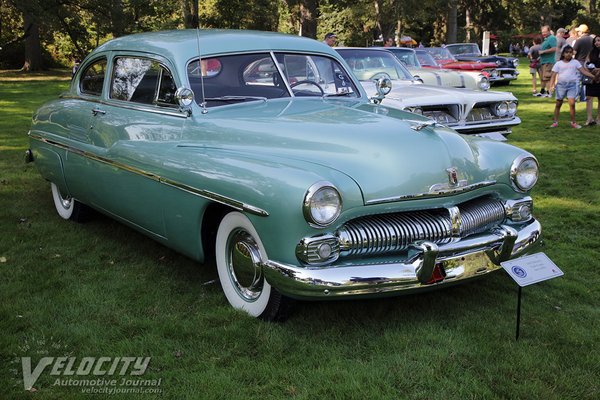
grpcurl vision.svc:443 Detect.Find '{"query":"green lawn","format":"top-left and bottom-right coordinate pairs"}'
top-left (1, 65), bottom-right (599, 400)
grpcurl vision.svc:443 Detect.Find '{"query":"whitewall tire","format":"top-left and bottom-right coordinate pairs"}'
top-left (50, 182), bottom-right (88, 222)
top-left (215, 211), bottom-right (291, 320)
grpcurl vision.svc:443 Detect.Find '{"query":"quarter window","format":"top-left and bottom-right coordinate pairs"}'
top-left (110, 57), bottom-right (177, 106)
top-left (79, 58), bottom-right (107, 96)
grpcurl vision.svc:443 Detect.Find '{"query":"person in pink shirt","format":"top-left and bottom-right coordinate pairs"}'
top-left (548, 45), bottom-right (597, 128)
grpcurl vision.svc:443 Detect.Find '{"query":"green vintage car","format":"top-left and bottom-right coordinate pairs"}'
top-left (27, 29), bottom-right (542, 320)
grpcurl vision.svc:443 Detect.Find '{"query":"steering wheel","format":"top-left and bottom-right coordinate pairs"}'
top-left (289, 80), bottom-right (325, 95)
top-left (369, 72), bottom-right (393, 81)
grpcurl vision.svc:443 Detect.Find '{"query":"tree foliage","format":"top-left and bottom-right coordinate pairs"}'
top-left (1, 0), bottom-right (598, 70)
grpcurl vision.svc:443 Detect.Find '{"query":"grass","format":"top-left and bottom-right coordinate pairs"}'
top-left (1, 65), bottom-right (599, 399)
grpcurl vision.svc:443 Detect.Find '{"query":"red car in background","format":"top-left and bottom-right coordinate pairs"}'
top-left (420, 48), bottom-right (502, 84)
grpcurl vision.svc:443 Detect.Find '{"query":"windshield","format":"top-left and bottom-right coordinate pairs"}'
top-left (336, 48), bottom-right (414, 81)
top-left (187, 52), bottom-right (358, 107)
top-left (424, 48), bottom-right (457, 62)
top-left (415, 51), bottom-right (439, 67)
top-left (386, 48), bottom-right (421, 68)
top-left (447, 44), bottom-right (481, 56)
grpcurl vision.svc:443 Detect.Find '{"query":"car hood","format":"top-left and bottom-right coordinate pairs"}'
top-left (408, 67), bottom-right (465, 88)
top-left (359, 80), bottom-right (514, 106)
top-left (442, 60), bottom-right (497, 70)
top-left (455, 55), bottom-right (515, 68)
top-left (182, 99), bottom-right (519, 204)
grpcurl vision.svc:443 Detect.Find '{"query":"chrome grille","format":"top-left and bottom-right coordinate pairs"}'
top-left (337, 197), bottom-right (505, 257)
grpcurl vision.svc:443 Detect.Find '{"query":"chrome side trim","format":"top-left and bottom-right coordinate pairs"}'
top-left (28, 133), bottom-right (269, 217)
top-left (365, 180), bottom-right (497, 205)
top-left (59, 94), bottom-right (189, 119)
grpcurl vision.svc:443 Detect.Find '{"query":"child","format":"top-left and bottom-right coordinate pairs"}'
top-left (548, 45), bottom-right (597, 129)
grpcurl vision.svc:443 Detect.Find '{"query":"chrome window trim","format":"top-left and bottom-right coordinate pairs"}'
top-left (28, 132), bottom-right (268, 217)
top-left (365, 180), bottom-right (497, 205)
top-left (78, 57), bottom-right (108, 97)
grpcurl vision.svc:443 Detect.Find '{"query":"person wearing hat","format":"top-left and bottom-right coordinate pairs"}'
top-left (323, 33), bottom-right (337, 47)
top-left (573, 24), bottom-right (593, 63)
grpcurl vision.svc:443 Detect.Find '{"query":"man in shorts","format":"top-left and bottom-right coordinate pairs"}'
top-left (538, 25), bottom-right (557, 97)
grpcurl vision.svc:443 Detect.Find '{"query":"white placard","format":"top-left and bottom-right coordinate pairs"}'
top-left (501, 252), bottom-right (563, 287)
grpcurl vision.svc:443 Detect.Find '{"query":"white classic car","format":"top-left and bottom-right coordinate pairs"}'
top-left (336, 47), bottom-right (520, 140)
top-left (383, 47), bottom-right (491, 91)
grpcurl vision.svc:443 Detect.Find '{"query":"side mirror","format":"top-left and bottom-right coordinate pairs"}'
top-left (371, 77), bottom-right (392, 104)
top-left (175, 87), bottom-right (194, 107)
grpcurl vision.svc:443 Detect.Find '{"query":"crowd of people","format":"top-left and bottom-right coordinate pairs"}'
top-left (527, 24), bottom-right (600, 128)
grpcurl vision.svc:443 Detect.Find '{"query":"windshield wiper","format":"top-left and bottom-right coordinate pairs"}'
top-left (204, 96), bottom-right (267, 103)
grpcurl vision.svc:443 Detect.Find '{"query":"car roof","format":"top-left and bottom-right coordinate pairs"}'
top-left (94, 29), bottom-right (338, 61)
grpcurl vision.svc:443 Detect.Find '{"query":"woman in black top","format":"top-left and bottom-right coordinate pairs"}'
top-left (585, 35), bottom-right (600, 125)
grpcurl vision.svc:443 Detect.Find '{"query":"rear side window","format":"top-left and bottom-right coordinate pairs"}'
top-left (79, 58), bottom-right (107, 96)
top-left (110, 57), bottom-right (177, 106)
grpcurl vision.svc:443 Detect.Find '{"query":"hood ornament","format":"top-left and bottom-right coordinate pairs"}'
top-left (429, 167), bottom-right (468, 193)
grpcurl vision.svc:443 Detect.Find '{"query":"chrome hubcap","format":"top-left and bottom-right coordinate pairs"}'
top-left (58, 190), bottom-right (73, 210)
top-left (226, 229), bottom-right (264, 301)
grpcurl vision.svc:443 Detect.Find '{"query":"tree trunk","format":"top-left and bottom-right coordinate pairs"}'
top-left (373, 0), bottom-right (382, 41)
top-left (299, 0), bottom-right (318, 39)
top-left (446, 0), bottom-right (457, 44)
top-left (465, 8), bottom-right (471, 42)
top-left (182, 0), bottom-right (199, 29)
top-left (22, 13), bottom-right (42, 72)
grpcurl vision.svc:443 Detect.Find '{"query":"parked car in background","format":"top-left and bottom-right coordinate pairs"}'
top-left (383, 47), bottom-right (490, 91)
top-left (446, 43), bottom-right (519, 85)
top-left (27, 30), bottom-right (542, 320)
top-left (336, 47), bottom-right (520, 140)
top-left (424, 47), bottom-right (509, 84)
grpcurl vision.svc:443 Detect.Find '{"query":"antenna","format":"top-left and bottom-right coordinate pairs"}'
top-left (195, 27), bottom-right (208, 114)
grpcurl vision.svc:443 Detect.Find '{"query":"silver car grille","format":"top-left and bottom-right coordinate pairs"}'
top-left (337, 196), bottom-right (506, 257)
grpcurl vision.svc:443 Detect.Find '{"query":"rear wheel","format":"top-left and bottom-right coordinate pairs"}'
top-left (215, 211), bottom-right (292, 321)
top-left (50, 183), bottom-right (89, 222)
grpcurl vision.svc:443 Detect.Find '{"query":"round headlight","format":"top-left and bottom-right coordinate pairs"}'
top-left (495, 60), bottom-right (502, 66)
top-left (513, 59), bottom-right (519, 67)
top-left (507, 101), bottom-right (518, 116)
top-left (303, 182), bottom-right (342, 226)
top-left (478, 75), bottom-right (490, 91)
top-left (494, 102), bottom-right (509, 117)
top-left (511, 156), bottom-right (539, 192)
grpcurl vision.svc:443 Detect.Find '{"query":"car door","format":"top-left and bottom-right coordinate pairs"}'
top-left (64, 54), bottom-right (187, 237)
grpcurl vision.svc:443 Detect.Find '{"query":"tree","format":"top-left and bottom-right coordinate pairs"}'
top-left (22, 12), bottom-right (42, 71)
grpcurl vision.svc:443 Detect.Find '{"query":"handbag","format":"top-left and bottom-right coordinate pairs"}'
top-left (529, 59), bottom-right (539, 69)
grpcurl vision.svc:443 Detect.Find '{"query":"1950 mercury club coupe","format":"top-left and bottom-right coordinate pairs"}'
top-left (27, 30), bottom-right (542, 320)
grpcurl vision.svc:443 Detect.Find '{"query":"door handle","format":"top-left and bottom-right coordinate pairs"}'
top-left (91, 108), bottom-right (106, 116)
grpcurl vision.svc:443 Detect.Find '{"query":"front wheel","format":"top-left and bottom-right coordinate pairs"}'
top-left (50, 183), bottom-right (89, 222)
top-left (215, 212), bottom-right (292, 321)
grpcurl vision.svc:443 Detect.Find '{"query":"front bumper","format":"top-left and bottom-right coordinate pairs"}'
top-left (489, 68), bottom-right (519, 82)
top-left (451, 116), bottom-right (521, 137)
top-left (262, 219), bottom-right (541, 300)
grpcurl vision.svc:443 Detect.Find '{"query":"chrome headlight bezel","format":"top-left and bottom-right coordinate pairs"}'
top-left (510, 155), bottom-right (539, 192)
top-left (303, 181), bottom-right (342, 227)
top-left (478, 75), bottom-right (490, 90)
top-left (507, 101), bottom-right (518, 116)
top-left (493, 102), bottom-right (509, 117)
top-left (512, 58), bottom-right (519, 67)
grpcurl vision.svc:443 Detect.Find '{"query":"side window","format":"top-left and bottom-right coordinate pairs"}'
top-left (79, 59), bottom-right (107, 96)
top-left (110, 57), bottom-right (177, 106)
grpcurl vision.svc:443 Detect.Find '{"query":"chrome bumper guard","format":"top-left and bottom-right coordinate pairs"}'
top-left (262, 219), bottom-right (542, 299)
